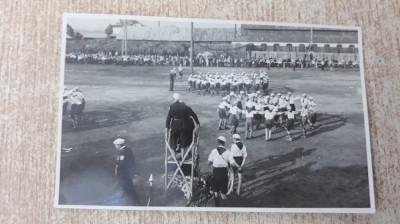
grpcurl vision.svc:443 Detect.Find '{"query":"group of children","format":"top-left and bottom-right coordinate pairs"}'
top-left (217, 91), bottom-right (317, 142)
top-left (187, 70), bottom-right (270, 96)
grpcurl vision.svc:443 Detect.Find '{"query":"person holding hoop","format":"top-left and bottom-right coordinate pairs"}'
top-left (207, 136), bottom-right (239, 207)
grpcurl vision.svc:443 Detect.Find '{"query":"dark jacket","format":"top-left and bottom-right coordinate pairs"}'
top-left (166, 101), bottom-right (200, 129)
top-left (116, 146), bottom-right (135, 178)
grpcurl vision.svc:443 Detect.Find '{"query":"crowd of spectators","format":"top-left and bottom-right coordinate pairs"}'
top-left (65, 52), bottom-right (359, 69)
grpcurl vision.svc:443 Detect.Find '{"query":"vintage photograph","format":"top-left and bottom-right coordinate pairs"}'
top-left (55, 13), bottom-right (374, 212)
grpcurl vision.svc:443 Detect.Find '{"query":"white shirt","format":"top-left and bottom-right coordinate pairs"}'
top-left (300, 97), bottom-right (309, 107)
top-left (218, 101), bottom-right (231, 109)
top-left (308, 101), bottom-right (317, 113)
top-left (208, 147), bottom-right (235, 168)
top-left (287, 111), bottom-right (295, 119)
top-left (300, 107), bottom-right (309, 116)
top-left (229, 105), bottom-right (239, 115)
top-left (230, 142), bottom-right (248, 158)
top-left (264, 110), bottom-right (276, 120)
top-left (245, 110), bottom-right (255, 118)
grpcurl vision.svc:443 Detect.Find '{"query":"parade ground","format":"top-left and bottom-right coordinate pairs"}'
top-left (58, 64), bottom-right (370, 208)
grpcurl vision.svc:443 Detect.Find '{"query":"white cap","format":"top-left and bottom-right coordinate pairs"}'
top-left (173, 93), bottom-right (180, 100)
top-left (113, 138), bottom-right (125, 145)
top-left (240, 91), bottom-right (244, 94)
top-left (257, 90), bottom-right (261, 93)
top-left (218, 136), bottom-right (226, 143)
top-left (232, 134), bottom-right (241, 140)
top-left (302, 93), bottom-right (307, 97)
top-left (309, 96), bottom-right (314, 100)
top-left (230, 91), bottom-right (234, 95)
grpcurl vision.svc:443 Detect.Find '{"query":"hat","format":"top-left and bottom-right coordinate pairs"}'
top-left (240, 91), bottom-right (244, 94)
top-left (230, 91), bottom-right (234, 95)
top-left (173, 93), bottom-right (180, 100)
top-left (271, 93), bottom-right (275, 96)
top-left (288, 92), bottom-right (292, 95)
top-left (257, 90), bottom-right (261, 94)
top-left (309, 96), bottom-right (314, 100)
top-left (277, 93), bottom-right (281, 96)
top-left (218, 136), bottom-right (226, 143)
top-left (113, 138), bottom-right (125, 145)
top-left (302, 93), bottom-right (307, 97)
top-left (232, 134), bottom-right (241, 140)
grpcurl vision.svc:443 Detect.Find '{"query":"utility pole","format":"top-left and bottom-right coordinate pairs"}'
top-left (190, 22), bottom-right (194, 75)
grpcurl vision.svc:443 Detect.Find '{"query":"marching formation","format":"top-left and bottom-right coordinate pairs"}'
top-left (187, 70), bottom-right (270, 96)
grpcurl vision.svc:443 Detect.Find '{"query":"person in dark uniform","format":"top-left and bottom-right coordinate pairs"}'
top-left (166, 93), bottom-right (200, 154)
top-left (169, 68), bottom-right (177, 91)
top-left (113, 138), bottom-right (138, 205)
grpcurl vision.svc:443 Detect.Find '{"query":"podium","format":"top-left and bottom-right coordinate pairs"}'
top-left (164, 117), bottom-right (200, 199)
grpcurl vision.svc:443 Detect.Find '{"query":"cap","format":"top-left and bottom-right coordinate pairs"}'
top-left (113, 138), bottom-right (125, 145)
top-left (257, 90), bottom-right (261, 93)
top-left (240, 91), bottom-right (244, 94)
top-left (173, 93), bottom-right (180, 100)
top-left (218, 136), bottom-right (226, 143)
top-left (277, 93), bottom-right (281, 96)
top-left (230, 91), bottom-right (234, 95)
top-left (309, 96), bottom-right (314, 100)
top-left (232, 134), bottom-right (241, 140)
top-left (288, 92), bottom-right (292, 95)
top-left (302, 93), bottom-right (307, 97)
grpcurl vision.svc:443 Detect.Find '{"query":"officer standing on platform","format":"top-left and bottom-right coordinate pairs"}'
top-left (113, 138), bottom-right (138, 204)
top-left (165, 93), bottom-right (200, 155)
top-left (170, 68), bottom-right (177, 91)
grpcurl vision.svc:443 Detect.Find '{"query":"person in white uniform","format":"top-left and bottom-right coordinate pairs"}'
top-left (208, 136), bottom-right (239, 207)
top-left (229, 134), bottom-right (248, 195)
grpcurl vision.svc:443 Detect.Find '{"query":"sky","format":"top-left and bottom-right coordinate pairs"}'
top-left (67, 17), bottom-right (236, 31)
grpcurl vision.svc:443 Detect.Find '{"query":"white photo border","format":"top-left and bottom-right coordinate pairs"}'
top-left (54, 13), bottom-right (375, 213)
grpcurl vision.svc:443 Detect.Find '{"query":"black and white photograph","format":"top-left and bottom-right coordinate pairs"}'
top-left (55, 13), bottom-right (375, 213)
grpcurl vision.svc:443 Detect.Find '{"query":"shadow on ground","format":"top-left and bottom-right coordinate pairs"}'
top-left (225, 148), bottom-right (370, 208)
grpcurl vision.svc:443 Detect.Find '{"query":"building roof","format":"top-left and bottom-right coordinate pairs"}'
top-left (75, 29), bottom-right (111, 39)
top-left (113, 26), bottom-right (358, 44)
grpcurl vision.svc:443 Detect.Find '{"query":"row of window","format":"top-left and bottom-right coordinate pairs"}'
top-left (252, 44), bottom-right (357, 53)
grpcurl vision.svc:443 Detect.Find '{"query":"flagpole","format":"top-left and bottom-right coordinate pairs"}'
top-left (190, 22), bottom-right (194, 75)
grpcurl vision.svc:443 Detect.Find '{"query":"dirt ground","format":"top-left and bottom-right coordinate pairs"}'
top-left (58, 64), bottom-right (370, 208)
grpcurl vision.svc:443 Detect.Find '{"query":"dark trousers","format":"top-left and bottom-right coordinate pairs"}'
top-left (170, 81), bottom-right (174, 91)
top-left (118, 174), bottom-right (138, 205)
top-left (171, 128), bottom-right (185, 150)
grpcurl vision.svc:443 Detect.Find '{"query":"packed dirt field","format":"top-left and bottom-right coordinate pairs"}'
top-left (58, 64), bottom-right (370, 208)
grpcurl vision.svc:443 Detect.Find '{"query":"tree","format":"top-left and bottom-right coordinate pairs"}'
top-left (105, 24), bottom-right (113, 37)
top-left (67, 24), bottom-right (75, 38)
top-left (74, 32), bottom-right (83, 40)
